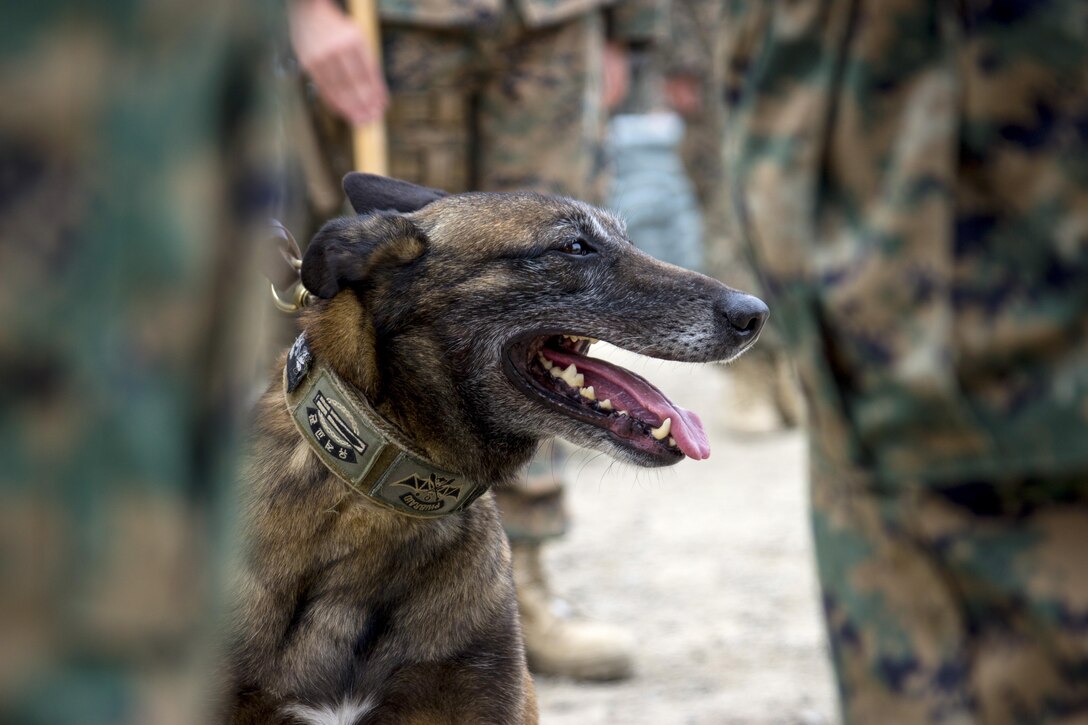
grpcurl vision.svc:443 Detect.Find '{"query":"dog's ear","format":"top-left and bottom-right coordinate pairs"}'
top-left (302, 213), bottom-right (427, 299)
top-left (343, 173), bottom-right (448, 215)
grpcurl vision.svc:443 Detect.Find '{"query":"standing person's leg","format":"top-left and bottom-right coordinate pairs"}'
top-left (812, 437), bottom-right (1088, 724)
top-left (906, 476), bottom-right (1088, 724)
top-left (810, 447), bottom-right (974, 724)
top-left (381, 24), bottom-right (478, 194)
top-left (708, 1), bottom-right (802, 434)
top-left (477, 11), bottom-right (634, 681)
top-left (680, 79), bottom-right (803, 435)
top-left (475, 12), bottom-right (607, 203)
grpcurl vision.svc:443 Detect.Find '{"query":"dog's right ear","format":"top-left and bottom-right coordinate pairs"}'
top-left (301, 213), bottom-right (427, 299)
top-left (343, 173), bottom-right (448, 215)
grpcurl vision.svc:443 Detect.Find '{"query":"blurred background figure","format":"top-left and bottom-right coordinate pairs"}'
top-left (285, 0), bottom-right (666, 682)
top-left (663, 0), bottom-right (803, 436)
top-left (606, 93), bottom-right (704, 273)
top-left (0, 1), bottom-right (278, 723)
top-left (725, 1), bottom-right (1088, 722)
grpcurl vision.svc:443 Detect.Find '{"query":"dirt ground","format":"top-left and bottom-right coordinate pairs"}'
top-left (533, 346), bottom-right (839, 725)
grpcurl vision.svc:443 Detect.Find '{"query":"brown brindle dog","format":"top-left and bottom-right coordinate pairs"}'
top-left (223, 174), bottom-right (767, 724)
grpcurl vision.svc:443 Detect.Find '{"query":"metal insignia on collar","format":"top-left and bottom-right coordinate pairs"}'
top-left (286, 334), bottom-right (313, 393)
top-left (370, 455), bottom-right (477, 517)
top-left (388, 473), bottom-right (463, 514)
top-left (305, 389), bottom-right (368, 463)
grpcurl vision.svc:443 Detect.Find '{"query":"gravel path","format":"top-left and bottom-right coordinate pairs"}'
top-left (534, 346), bottom-right (839, 725)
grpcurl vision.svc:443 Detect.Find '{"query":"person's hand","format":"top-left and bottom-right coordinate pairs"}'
top-left (602, 42), bottom-right (630, 112)
top-left (289, 0), bottom-right (389, 125)
top-left (664, 73), bottom-right (701, 116)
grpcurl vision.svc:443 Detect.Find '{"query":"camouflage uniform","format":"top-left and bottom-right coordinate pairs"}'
top-left (376, 0), bottom-right (666, 206)
top-left (666, 0), bottom-right (801, 432)
top-left (0, 2), bottom-right (276, 722)
top-left (663, 0), bottom-right (725, 231)
top-left (300, 0), bottom-right (666, 209)
top-left (726, 0), bottom-right (1088, 721)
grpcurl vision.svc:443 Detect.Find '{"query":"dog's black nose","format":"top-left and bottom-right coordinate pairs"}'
top-left (722, 293), bottom-right (769, 338)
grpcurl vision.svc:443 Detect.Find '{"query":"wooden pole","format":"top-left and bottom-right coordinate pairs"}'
top-left (347, 0), bottom-right (388, 175)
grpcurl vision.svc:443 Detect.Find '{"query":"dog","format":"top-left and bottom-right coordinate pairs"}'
top-left (223, 173), bottom-right (767, 724)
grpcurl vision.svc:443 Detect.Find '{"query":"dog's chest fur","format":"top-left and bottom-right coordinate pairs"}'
top-left (224, 389), bottom-right (531, 724)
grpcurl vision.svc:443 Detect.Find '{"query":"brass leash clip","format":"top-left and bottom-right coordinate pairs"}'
top-left (267, 220), bottom-right (315, 314)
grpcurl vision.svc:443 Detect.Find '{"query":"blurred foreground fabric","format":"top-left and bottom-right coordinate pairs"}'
top-left (727, 1), bottom-right (1088, 721)
top-left (0, 2), bottom-right (278, 722)
top-left (729, 0), bottom-right (1088, 484)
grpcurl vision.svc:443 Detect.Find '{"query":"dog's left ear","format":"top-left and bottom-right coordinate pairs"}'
top-left (302, 213), bottom-right (427, 299)
top-left (343, 172), bottom-right (448, 215)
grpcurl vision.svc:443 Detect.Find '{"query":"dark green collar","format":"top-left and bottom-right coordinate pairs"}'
top-left (283, 334), bottom-right (488, 518)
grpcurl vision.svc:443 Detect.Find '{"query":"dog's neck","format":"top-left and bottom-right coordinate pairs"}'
top-left (301, 296), bottom-right (538, 486)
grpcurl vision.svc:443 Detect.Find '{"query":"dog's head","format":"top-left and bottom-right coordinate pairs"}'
top-left (300, 174), bottom-right (767, 482)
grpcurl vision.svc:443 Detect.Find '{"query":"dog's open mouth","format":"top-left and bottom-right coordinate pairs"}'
top-left (503, 334), bottom-right (711, 463)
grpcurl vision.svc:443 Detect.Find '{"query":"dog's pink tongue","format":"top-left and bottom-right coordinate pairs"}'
top-left (542, 348), bottom-right (711, 460)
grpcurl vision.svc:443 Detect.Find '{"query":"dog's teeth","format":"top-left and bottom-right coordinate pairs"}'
top-left (599, 399), bottom-right (613, 411)
top-left (579, 386), bottom-right (595, 400)
top-left (537, 354), bottom-right (554, 371)
top-left (560, 364), bottom-right (581, 387)
top-left (549, 364), bottom-right (563, 378)
top-left (617, 410), bottom-right (628, 417)
top-left (668, 437), bottom-right (677, 447)
top-left (650, 417), bottom-right (672, 440)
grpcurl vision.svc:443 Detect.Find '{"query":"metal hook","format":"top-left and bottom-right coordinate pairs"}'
top-left (267, 219), bottom-right (315, 314)
top-left (270, 280), bottom-right (315, 314)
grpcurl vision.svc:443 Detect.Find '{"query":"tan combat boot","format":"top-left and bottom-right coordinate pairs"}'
top-left (511, 541), bottom-right (635, 681)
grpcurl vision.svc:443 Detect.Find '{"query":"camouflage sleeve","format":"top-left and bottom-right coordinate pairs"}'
top-left (605, 0), bottom-right (668, 47)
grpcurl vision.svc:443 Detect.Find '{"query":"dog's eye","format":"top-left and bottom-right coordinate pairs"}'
top-left (558, 239), bottom-right (594, 256)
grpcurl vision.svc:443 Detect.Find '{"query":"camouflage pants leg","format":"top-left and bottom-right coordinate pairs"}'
top-left (676, 75), bottom-right (800, 427)
top-left (473, 12), bottom-right (606, 202)
top-left (382, 11), bottom-right (606, 201)
top-left (812, 447), bottom-right (1088, 724)
top-left (382, 13), bottom-right (606, 541)
top-left (380, 23), bottom-right (476, 194)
